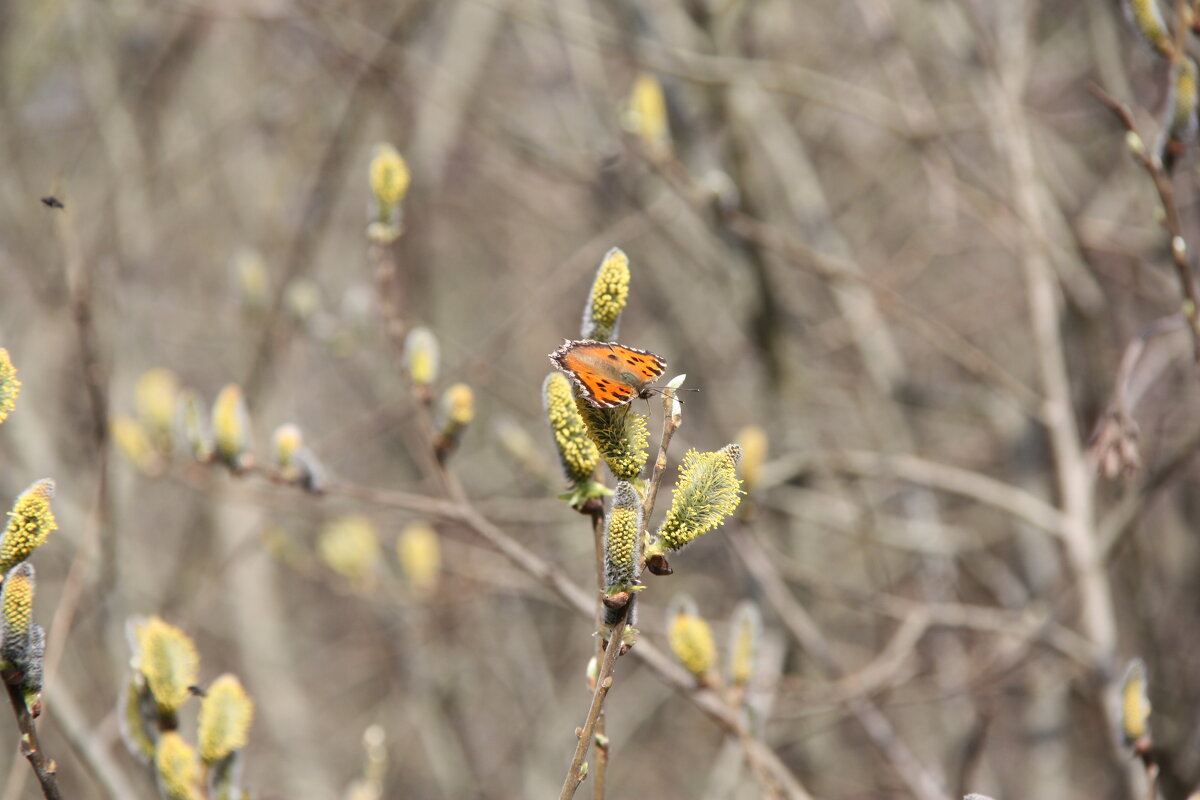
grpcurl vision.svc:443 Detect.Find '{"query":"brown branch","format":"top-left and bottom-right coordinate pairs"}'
top-left (558, 608), bottom-right (627, 800)
top-left (561, 385), bottom-right (681, 800)
top-left (242, 0), bottom-right (434, 403)
top-left (1089, 82), bottom-right (1200, 359)
top-left (3, 678), bottom-right (62, 800)
top-left (729, 524), bottom-right (948, 800)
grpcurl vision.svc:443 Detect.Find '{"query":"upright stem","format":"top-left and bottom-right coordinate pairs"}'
top-left (558, 609), bottom-right (627, 800)
top-left (587, 508), bottom-right (610, 800)
top-left (3, 680), bottom-right (62, 800)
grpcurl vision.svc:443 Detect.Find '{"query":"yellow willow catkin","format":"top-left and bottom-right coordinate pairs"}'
top-left (318, 515), bottom-right (381, 585)
top-left (404, 327), bottom-right (440, 388)
top-left (728, 601), bottom-right (762, 688)
top-left (212, 384), bottom-right (251, 467)
top-left (603, 482), bottom-right (643, 592)
top-left (155, 731), bottom-right (200, 800)
top-left (119, 674), bottom-right (156, 763)
top-left (370, 143), bottom-right (411, 219)
top-left (581, 247), bottom-right (632, 341)
top-left (397, 523), bottom-right (441, 597)
top-left (135, 367), bottom-right (180, 445)
top-left (136, 617), bottom-right (200, 714)
top-left (285, 278), bottom-right (321, 324)
top-left (0, 348), bottom-right (20, 424)
top-left (0, 479), bottom-right (57, 574)
top-left (272, 423), bottom-right (303, 474)
top-left (625, 73), bottom-right (671, 158)
top-left (439, 383), bottom-right (475, 437)
top-left (198, 674), bottom-right (255, 763)
top-left (1124, 0), bottom-right (1171, 55)
top-left (1120, 658), bottom-right (1152, 744)
top-left (668, 601), bottom-right (716, 680)
top-left (543, 373), bottom-right (600, 485)
top-left (1, 563), bottom-right (34, 667)
top-left (111, 415), bottom-right (161, 475)
top-left (736, 425), bottom-right (768, 493)
top-left (576, 401), bottom-right (649, 482)
top-left (655, 445), bottom-right (742, 552)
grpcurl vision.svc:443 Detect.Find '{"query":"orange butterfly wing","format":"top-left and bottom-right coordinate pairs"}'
top-left (549, 340), bottom-right (667, 409)
top-left (607, 344), bottom-right (667, 383)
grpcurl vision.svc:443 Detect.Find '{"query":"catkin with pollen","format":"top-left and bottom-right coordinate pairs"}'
top-left (655, 445), bottom-right (743, 552)
top-left (603, 482), bottom-right (643, 593)
top-left (0, 479), bottom-right (56, 574)
top-left (581, 247), bottom-right (631, 342)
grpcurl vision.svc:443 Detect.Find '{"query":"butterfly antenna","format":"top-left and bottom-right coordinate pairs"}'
top-left (644, 386), bottom-right (699, 404)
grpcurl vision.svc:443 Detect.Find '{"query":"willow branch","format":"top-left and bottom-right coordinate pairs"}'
top-left (1089, 82), bottom-right (1200, 358)
top-left (3, 678), bottom-right (62, 800)
top-left (558, 609), bottom-right (627, 800)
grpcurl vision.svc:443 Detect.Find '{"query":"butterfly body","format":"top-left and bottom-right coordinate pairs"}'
top-left (549, 339), bottom-right (667, 408)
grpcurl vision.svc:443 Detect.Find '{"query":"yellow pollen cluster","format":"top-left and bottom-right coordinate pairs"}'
top-left (318, 515), bottom-right (381, 585)
top-left (603, 483), bottom-right (642, 591)
top-left (576, 400), bottom-right (649, 483)
top-left (543, 373), bottom-right (599, 484)
top-left (1, 480), bottom-right (57, 574)
top-left (1120, 659), bottom-right (1152, 744)
top-left (0, 348), bottom-right (20, 425)
top-left (397, 523), bottom-right (441, 597)
top-left (212, 384), bottom-right (250, 465)
top-left (1173, 57), bottom-right (1198, 129)
top-left (1126, 0), bottom-right (1170, 54)
top-left (584, 248), bottom-right (632, 341)
top-left (2, 566), bottom-right (33, 644)
top-left (155, 732), bottom-right (200, 800)
top-left (736, 425), bottom-right (768, 492)
top-left (442, 383), bottom-right (475, 427)
top-left (669, 611), bottom-right (716, 680)
top-left (112, 415), bottom-right (160, 474)
top-left (272, 424), bottom-right (303, 471)
top-left (656, 446), bottom-right (742, 551)
top-left (625, 73), bottom-right (671, 157)
top-left (198, 674), bottom-right (255, 763)
top-left (404, 327), bottom-right (440, 387)
top-left (369, 143), bottom-right (411, 213)
top-left (729, 601), bottom-right (761, 688)
top-left (136, 617), bottom-right (200, 714)
top-left (135, 368), bottom-right (180, 438)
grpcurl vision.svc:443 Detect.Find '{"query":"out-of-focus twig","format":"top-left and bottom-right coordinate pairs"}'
top-left (242, 0), bottom-right (433, 403)
top-left (729, 524), bottom-right (947, 800)
top-left (1089, 83), bottom-right (1200, 359)
top-left (45, 685), bottom-right (138, 800)
top-left (761, 449), bottom-right (1066, 538)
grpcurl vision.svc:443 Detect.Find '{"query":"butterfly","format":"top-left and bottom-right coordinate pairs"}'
top-left (549, 339), bottom-right (667, 408)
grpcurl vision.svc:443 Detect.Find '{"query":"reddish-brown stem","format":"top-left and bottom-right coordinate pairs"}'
top-left (1089, 82), bottom-right (1200, 360)
top-left (2, 678), bottom-right (62, 800)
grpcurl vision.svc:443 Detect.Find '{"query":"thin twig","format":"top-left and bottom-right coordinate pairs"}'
top-left (182, 460), bottom-right (812, 797)
top-left (761, 449), bottom-right (1066, 539)
top-left (1089, 82), bottom-right (1200, 358)
top-left (729, 524), bottom-right (948, 800)
top-left (558, 608), bottom-right (627, 800)
top-left (561, 386), bottom-right (681, 800)
top-left (2, 678), bottom-right (62, 800)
